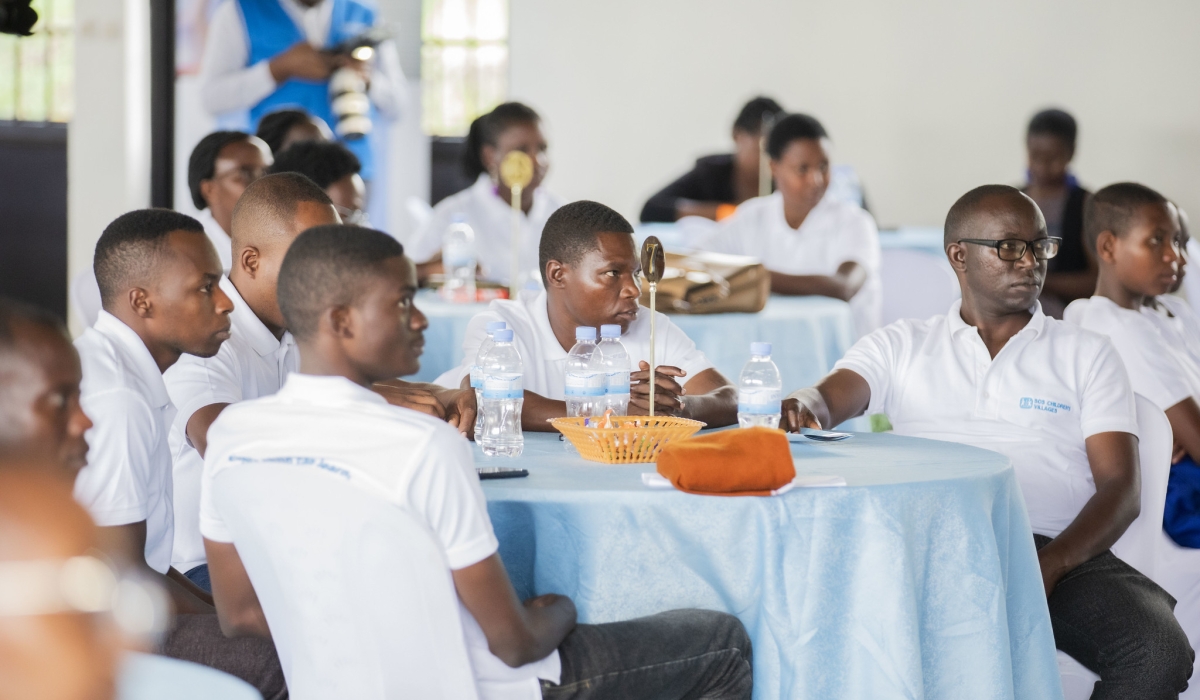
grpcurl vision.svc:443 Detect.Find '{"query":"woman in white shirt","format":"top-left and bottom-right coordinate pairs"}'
top-left (410, 102), bottom-right (565, 289)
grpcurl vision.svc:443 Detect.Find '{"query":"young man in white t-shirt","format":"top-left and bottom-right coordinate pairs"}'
top-left (697, 113), bottom-right (882, 336)
top-left (1073, 184), bottom-right (1200, 550)
top-left (201, 224), bottom-right (753, 699)
top-left (781, 185), bottom-right (1193, 696)
top-left (73, 210), bottom-right (286, 698)
top-left (439, 200), bottom-right (739, 430)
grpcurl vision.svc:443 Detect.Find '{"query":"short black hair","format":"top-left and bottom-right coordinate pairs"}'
top-left (538, 200), bottom-right (634, 283)
top-left (94, 209), bottom-right (205, 308)
top-left (277, 225), bottom-right (405, 340)
top-left (188, 131), bottom-right (252, 210)
top-left (256, 109), bottom-right (322, 155)
top-left (1027, 109), bottom-right (1078, 149)
top-left (733, 96), bottom-right (784, 134)
top-left (766, 113), bottom-right (828, 160)
top-left (231, 172), bottom-right (334, 248)
top-left (269, 141), bottom-right (361, 190)
top-left (0, 296), bottom-right (66, 359)
top-left (1084, 182), bottom-right (1169, 254)
top-left (944, 184), bottom-right (1032, 249)
top-left (463, 101), bottom-right (541, 180)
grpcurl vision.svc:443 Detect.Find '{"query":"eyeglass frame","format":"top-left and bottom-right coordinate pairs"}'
top-left (955, 236), bottom-right (1063, 262)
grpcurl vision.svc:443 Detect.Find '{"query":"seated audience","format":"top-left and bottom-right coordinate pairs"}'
top-left (270, 139), bottom-right (367, 224)
top-left (409, 101), bottom-right (564, 287)
top-left (780, 184), bottom-right (1193, 695)
top-left (1072, 184), bottom-right (1200, 548)
top-left (698, 113), bottom-right (882, 335)
top-left (438, 200), bottom-right (738, 430)
top-left (187, 131), bottom-right (275, 272)
top-left (1022, 109), bottom-right (1094, 318)
top-left (72, 210), bottom-right (286, 698)
top-left (199, 224), bottom-right (754, 699)
top-left (640, 96), bottom-right (785, 223)
top-left (255, 108), bottom-right (332, 156)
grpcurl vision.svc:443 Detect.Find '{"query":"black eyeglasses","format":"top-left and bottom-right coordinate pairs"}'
top-left (956, 237), bottom-right (1062, 262)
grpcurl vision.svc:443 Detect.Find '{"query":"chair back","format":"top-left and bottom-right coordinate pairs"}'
top-left (879, 248), bottom-right (959, 325)
top-left (211, 463), bottom-right (479, 700)
top-left (1110, 394), bottom-right (1173, 580)
top-left (70, 267), bottom-right (101, 329)
top-left (1185, 239), bottom-right (1200, 310)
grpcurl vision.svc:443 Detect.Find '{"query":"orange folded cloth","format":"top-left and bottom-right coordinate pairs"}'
top-left (656, 427), bottom-right (795, 496)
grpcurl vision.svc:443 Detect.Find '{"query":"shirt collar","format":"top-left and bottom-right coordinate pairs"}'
top-left (221, 276), bottom-right (291, 358)
top-left (92, 311), bottom-right (171, 409)
top-left (529, 290), bottom-right (570, 360)
top-left (770, 190), bottom-right (835, 233)
top-left (945, 298), bottom-right (1047, 339)
top-left (278, 373), bottom-right (388, 407)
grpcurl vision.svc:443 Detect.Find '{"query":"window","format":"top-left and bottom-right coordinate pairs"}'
top-left (421, 0), bottom-right (507, 136)
top-left (0, 0), bottom-right (74, 122)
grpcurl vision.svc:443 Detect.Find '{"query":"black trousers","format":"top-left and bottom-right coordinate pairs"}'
top-left (1036, 535), bottom-right (1194, 699)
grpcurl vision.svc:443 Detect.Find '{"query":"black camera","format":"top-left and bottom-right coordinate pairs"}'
top-left (326, 27), bottom-right (390, 141)
top-left (0, 0), bottom-right (37, 36)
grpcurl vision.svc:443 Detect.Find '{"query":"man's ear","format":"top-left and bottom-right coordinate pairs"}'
top-left (544, 260), bottom-right (567, 289)
top-left (198, 179), bottom-right (216, 208)
top-left (1096, 230), bottom-right (1119, 264)
top-left (326, 305), bottom-right (355, 339)
top-left (945, 242), bottom-right (968, 274)
top-left (128, 287), bottom-right (152, 318)
top-left (239, 245), bottom-right (261, 278)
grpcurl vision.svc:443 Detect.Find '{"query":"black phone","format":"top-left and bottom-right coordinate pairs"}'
top-left (476, 467), bottom-right (529, 480)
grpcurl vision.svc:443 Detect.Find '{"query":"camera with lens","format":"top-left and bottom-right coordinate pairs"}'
top-left (0, 0), bottom-right (38, 36)
top-left (326, 27), bottom-right (390, 141)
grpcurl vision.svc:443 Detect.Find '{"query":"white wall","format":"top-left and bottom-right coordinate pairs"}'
top-left (510, 0), bottom-right (1200, 228)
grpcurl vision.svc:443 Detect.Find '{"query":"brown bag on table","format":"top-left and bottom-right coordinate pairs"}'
top-left (638, 251), bottom-right (770, 314)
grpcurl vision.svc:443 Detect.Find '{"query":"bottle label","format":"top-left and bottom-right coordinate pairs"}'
top-left (482, 374), bottom-right (523, 400)
top-left (469, 365), bottom-right (482, 389)
top-left (738, 388), bottom-right (781, 415)
top-left (606, 370), bottom-right (630, 394)
top-left (564, 371), bottom-right (606, 397)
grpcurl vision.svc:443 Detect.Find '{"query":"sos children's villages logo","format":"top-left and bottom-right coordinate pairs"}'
top-left (1019, 397), bottom-right (1071, 414)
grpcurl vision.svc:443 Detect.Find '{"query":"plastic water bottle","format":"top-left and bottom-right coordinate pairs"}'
top-left (471, 321), bottom-right (507, 438)
top-left (479, 329), bottom-right (524, 457)
top-left (738, 342), bottom-right (782, 429)
top-left (596, 324), bottom-right (630, 416)
top-left (441, 215), bottom-right (476, 303)
top-left (564, 327), bottom-right (605, 418)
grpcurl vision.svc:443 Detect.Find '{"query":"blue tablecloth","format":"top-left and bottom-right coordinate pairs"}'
top-left (409, 292), bottom-right (857, 393)
top-left (480, 432), bottom-right (1061, 700)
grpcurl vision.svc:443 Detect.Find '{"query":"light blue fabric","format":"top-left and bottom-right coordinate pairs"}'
top-left (481, 432), bottom-right (1062, 700)
top-left (879, 226), bottom-right (947, 256)
top-left (118, 652), bottom-right (261, 700)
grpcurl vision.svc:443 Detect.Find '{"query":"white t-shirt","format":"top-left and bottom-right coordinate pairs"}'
top-left (408, 175), bottom-right (565, 287)
top-left (834, 300), bottom-right (1138, 538)
top-left (74, 311), bottom-right (176, 574)
top-left (1073, 295), bottom-right (1200, 412)
top-left (200, 373), bottom-right (559, 699)
top-left (163, 276), bottom-right (298, 572)
top-left (435, 290), bottom-right (715, 399)
top-left (699, 191), bottom-right (883, 336)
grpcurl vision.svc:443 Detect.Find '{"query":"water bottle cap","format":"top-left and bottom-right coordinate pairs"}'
top-left (751, 342), bottom-right (772, 356)
top-left (600, 324), bottom-right (622, 338)
top-left (451, 213), bottom-right (468, 223)
top-left (486, 321), bottom-right (507, 333)
top-left (493, 329), bottom-right (514, 342)
top-left (575, 326), bottom-right (597, 341)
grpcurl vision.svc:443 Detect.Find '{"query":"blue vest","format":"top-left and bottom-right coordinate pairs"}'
top-left (237, 0), bottom-right (378, 179)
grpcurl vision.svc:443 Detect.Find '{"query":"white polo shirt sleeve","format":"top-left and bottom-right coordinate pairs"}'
top-left (832, 321), bottom-right (912, 416)
top-left (1079, 339), bottom-right (1140, 438)
top-left (832, 207), bottom-right (882, 273)
top-left (698, 213), bottom-right (749, 256)
top-left (73, 389), bottom-right (159, 526)
top-left (164, 352), bottom-right (245, 443)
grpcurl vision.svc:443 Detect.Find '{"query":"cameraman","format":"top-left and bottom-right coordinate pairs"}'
top-left (198, 0), bottom-right (405, 182)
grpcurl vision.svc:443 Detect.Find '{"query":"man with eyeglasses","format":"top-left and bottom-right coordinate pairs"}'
top-left (781, 184), bottom-right (1193, 696)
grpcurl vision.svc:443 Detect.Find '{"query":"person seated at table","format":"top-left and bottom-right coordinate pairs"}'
top-left (71, 210), bottom-right (288, 698)
top-left (1071, 184), bottom-right (1200, 550)
top-left (165, 173), bottom-right (477, 593)
top-left (697, 113), bottom-right (882, 336)
top-left (437, 200), bottom-right (739, 430)
top-left (781, 184), bottom-right (1194, 696)
top-left (639, 96), bottom-right (785, 223)
top-left (255, 107), bottom-right (332, 156)
top-left (1022, 108), bottom-right (1094, 319)
top-left (269, 139), bottom-right (368, 225)
top-left (200, 223), bottom-right (755, 699)
top-left (188, 130), bottom-right (275, 272)
top-left (409, 101), bottom-right (565, 288)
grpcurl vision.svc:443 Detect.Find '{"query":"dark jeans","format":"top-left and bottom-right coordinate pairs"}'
top-left (159, 613), bottom-right (288, 700)
top-left (540, 609), bottom-right (752, 700)
top-left (1035, 534), bottom-right (1193, 699)
top-left (184, 564), bottom-right (211, 593)
top-left (1165, 455), bottom-right (1200, 548)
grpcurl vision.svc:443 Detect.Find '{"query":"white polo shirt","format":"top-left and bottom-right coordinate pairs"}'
top-left (200, 373), bottom-right (559, 700)
top-left (1072, 296), bottom-right (1200, 412)
top-left (408, 175), bottom-right (565, 287)
top-left (163, 276), bottom-right (298, 573)
top-left (699, 191), bottom-right (883, 336)
top-left (435, 290), bottom-right (715, 399)
top-left (834, 300), bottom-right (1138, 538)
top-left (74, 311), bottom-right (176, 574)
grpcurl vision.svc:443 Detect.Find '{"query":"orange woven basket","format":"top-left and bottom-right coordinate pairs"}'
top-left (548, 416), bottom-right (706, 464)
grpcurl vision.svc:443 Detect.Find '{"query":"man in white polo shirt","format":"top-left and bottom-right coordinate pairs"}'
top-left (438, 199), bottom-right (739, 430)
top-left (74, 209), bottom-right (285, 698)
top-left (201, 224), bottom-right (753, 699)
top-left (782, 184), bottom-right (1193, 696)
top-left (697, 113), bottom-right (882, 336)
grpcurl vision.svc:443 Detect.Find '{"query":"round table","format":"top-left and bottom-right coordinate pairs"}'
top-left (479, 432), bottom-right (1061, 700)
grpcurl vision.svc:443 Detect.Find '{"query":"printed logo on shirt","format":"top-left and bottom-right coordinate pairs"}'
top-left (1018, 397), bottom-right (1072, 414)
top-left (229, 454), bottom-right (350, 480)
